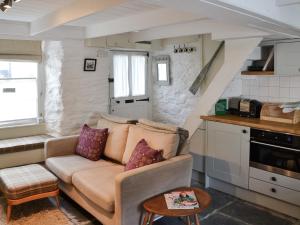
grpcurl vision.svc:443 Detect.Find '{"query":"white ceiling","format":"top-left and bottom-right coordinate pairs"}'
top-left (0, 0), bottom-right (76, 22)
top-left (67, 1), bottom-right (160, 27)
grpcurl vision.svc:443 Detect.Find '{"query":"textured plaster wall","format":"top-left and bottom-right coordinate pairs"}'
top-left (151, 39), bottom-right (242, 126)
top-left (43, 40), bottom-right (109, 136)
top-left (151, 40), bottom-right (202, 126)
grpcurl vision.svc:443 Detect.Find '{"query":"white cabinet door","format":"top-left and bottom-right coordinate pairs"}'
top-left (206, 121), bottom-right (250, 189)
top-left (276, 42), bottom-right (300, 75)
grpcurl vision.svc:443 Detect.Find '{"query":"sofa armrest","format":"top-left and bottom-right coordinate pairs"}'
top-left (44, 135), bottom-right (79, 159)
top-left (114, 154), bottom-right (193, 225)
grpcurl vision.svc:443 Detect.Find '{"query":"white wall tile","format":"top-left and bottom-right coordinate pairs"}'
top-left (279, 87), bottom-right (290, 98)
top-left (280, 76), bottom-right (290, 87)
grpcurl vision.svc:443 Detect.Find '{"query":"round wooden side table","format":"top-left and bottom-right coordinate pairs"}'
top-left (142, 187), bottom-right (211, 225)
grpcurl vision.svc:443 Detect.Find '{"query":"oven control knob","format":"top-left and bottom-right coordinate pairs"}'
top-left (271, 177), bottom-right (277, 182)
top-left (271, 188), bottom-right (277, 193)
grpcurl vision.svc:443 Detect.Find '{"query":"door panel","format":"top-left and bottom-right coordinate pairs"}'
top-left (206, 121), bottom-right (250, 189)
top-left (109, 52), bottom-right (151, 119)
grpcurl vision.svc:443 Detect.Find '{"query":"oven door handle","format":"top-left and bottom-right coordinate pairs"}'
top-left (250, 140), bottom-right (300, 152)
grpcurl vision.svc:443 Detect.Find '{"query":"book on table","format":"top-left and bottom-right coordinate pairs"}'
top-left (164, 191), bottom-right (199, 209)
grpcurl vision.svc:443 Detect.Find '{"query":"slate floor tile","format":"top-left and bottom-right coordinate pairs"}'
top-left (201, 213), bottom-right (247, 225)
top-left (154, 217), bottom-right (185, 225)
top-left (220, 200), bottom-right (297, 225)
top-left (200, 187), bottom-right (236, 219)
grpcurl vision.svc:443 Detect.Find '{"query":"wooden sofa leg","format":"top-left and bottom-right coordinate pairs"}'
top-left (55, 195), bottom-right (60, 208)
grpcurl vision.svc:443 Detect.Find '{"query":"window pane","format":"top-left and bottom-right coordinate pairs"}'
top-left (0, 61), bottom-right (37, 79)
top-left (0, 79), bottom-right (38, 122)
top-left (113, 55), bottom-right (129, 98)
top-left (131, 55), bottom-right (146, 96)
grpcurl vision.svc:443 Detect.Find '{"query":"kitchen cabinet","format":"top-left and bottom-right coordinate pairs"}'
top-left (206, 121), bottom-right (250, 189)
top-left (276, 42), bottom-right (300, 75)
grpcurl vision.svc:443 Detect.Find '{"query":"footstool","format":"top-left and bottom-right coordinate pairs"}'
top-left (0, 164), bottom-right (59, 223)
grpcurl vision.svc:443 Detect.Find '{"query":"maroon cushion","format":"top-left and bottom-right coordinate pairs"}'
top-left (75, 124), bottom-right (108, 161)
top-left (125, 139), bottom-right (164, 171)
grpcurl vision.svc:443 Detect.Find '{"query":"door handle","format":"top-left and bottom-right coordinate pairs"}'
top-left (136, 98), bottom-right (150, 102)
top-left (125, 99), bottom-right (134, 103)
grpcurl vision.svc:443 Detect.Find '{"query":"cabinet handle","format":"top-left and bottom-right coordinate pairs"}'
top-left (271, 188), bottom-right (277, 193)
top-left (242, 129), bottom-right (247, 134)
top-left (271, 177), bottom-right (277, 182)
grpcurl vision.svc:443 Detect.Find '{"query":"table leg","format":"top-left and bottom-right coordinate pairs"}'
top-left (6, 204), bottom-right (12, 223)
top-left (142, 212), bottom-right (150, 225)
top-left (186, 216), bottom-right (191, 225)
top-left (148, 213), bottom-right (155, 225)
top-left (194, 214), bottom-right (201, 225)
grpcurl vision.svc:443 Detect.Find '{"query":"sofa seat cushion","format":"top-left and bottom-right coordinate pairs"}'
top-left (122, 126), bottom-right (180, 164)
top-left (72, 165), bottom-right (124, 213)
top-left (46, 155), bottom-right (115, 184)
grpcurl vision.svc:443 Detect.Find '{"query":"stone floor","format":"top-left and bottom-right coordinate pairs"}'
top-left (59, 180), bottom-right (299, 225)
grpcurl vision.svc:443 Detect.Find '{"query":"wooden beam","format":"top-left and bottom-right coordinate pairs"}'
top-left (276, 0), bottom-right (300, 6)
top-left (129, 19), bottom-right (269, 42)
top-left (85, 8), bottom-right (203, 38)
top-left (30, 0), bottom-right (131, 36)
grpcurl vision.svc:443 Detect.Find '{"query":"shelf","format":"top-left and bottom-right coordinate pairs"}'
top-left (241, 71), bottom-right (274, 76)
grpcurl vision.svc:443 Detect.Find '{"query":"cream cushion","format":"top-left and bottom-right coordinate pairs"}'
top-left (97, 119), bottom-right (130, 163)
top-left (46, 155), bottom-right (115, 184)
top-left (122, 126), bottom-right (180, 164)
top-left (72, 164), bottom-right (124, 213)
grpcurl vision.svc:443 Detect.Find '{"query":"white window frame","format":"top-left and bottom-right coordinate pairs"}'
top-left (110, 51), bottom-right (148, 100)
top-left (0, 60), bottom-right (44, 128)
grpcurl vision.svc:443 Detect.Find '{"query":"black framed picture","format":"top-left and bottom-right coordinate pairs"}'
top-left (84, 58), bottom-right (97, 71)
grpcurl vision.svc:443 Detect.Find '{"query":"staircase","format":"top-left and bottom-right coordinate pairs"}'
top-left (183, 37), bottom-right (263, 138)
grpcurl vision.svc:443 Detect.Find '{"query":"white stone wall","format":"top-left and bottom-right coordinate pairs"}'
top-left (151, 41), bottom-right (202, 126)
top-left (43, 40), bottom-right (110, 135)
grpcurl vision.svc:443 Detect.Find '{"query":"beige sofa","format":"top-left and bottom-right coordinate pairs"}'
top-left (45, 114), bottom-right (193, 225)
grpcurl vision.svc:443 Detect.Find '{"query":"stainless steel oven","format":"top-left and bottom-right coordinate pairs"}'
top-left (250, 128), bottom-right (300, 180)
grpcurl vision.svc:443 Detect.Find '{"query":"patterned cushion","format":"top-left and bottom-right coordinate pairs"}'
top-left (125, 139), bottom-right (164, 171)
top-left (0, 164), bottom-right (58, 200)
top-left (75, 124), bottom-right (108, 161)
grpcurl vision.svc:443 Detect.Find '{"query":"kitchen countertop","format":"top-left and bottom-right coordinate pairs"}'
top-left (201, 114), bottom-right (300, 136)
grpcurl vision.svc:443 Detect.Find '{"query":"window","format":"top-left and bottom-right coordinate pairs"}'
top-left (113, 53), bottom-right (147, 98)
top-left (0, 61), bottom-right (41, 126)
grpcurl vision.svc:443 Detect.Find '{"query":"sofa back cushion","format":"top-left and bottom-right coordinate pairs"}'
top-left (97, 118), bottom-right (130, 163)
top-left (122, 126), bottom-right (180, 164)
top-left (75, 124), bottom-right (108, 161)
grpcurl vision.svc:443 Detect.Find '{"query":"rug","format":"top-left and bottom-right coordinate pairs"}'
top-left (0, 196), bottom-right (100, 225)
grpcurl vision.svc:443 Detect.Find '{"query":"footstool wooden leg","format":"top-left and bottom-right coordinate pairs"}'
top-left (6, 204), bottom-right (12, 223)
top-left (55, 195), bottom-right (60, 208)
top-left (194, 214), bottom-right (201, 225)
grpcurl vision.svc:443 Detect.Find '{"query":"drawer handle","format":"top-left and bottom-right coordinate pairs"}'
top-left (271, 188), bottom-right (277, 193)
top-left (271, 177), bottom-right (277, 182)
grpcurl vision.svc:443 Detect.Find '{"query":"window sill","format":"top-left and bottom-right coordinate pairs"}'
top-left (0, 123), bottom-right (47, 140)
top-left (0, 134), bottom-right (52, 155)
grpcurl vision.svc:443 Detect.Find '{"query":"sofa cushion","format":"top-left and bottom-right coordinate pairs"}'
top-left (72, 164), bottom-right (124, 213)
top-left (125, 139), bottom-right (164, 171)
top-left (122, 126), bottom-right (180, 164)
top-left (97, 119), bottom-right (130, 163)
top-left (46, 155), bottom-right (115, 184)
top-left (75, 124), bottom-right (108, 161)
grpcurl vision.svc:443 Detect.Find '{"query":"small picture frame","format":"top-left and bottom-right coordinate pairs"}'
top-left (84, 58), bottom-right (97, 71)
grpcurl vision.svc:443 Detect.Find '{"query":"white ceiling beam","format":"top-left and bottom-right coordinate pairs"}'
top-left (129, 19), bottom-right (269, 42)
top-left (145, 0), bottom-right (300, 38)
top-left (0, 20), bottom-right (85, 40)
top-left (276, 0), bottom-right (300, 6)
top-left (30, 0), bottom-right (131, 36)
top-left (85, 8), bottom-right (204, 38)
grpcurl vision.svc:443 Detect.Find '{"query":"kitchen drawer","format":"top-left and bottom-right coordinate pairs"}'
top-left (249, 178), bottom-right (300, 206)
top-left (250, 167), bottom-right (300, 192)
